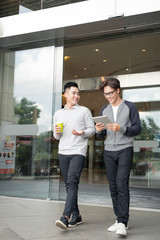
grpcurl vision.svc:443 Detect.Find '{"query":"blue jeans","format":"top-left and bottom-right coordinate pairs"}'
top-left (104, 147), bottom-right (133, 225)
top-left (58, 154), bottom-right (85, 218)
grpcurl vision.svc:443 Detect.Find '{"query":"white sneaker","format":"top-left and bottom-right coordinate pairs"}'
top-left (108, 220), bottom-right (118, 232)
top-left (116, 223), bottom-right (127, 236)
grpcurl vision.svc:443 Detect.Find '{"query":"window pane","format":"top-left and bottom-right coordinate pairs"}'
top-left (0, 46), bottom-right (58, 199)
top-left (123, 88), bottom-right (160, 188)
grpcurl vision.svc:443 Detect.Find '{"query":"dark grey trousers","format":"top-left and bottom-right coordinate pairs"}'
top-left (58, 154), bottom-right (85, 218)
top-left (104, 147), bottom-right (133, 226)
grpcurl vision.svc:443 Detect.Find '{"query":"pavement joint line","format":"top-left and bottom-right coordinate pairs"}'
top-left (1, 196), bottom-right (160, 213)
top-left (0, 221), bottom-right (24, 240)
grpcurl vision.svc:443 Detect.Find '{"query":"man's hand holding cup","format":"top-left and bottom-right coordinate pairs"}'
top-left (55, 123), bottom-right (63, 135)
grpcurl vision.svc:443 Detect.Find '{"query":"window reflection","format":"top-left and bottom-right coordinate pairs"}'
top-left (123, 87), bottom-right (160, 102)
top-left (123, 88), bottom-right (160, 188)
top-left (0, 46), bottom-right (60, 199)
top-left (14, 47), bottom-right (55, 179)
top-left (14, 47), bottom-right (54, 132)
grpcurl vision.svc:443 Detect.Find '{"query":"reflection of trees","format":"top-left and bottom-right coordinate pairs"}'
top-left (15, 131), bottom-right (54, 176)
top-left (34, 151), bottom-right (50, 176)
top-left (135, 116), bottom-right (160, 140)
top-left (133, 117), bottom-right (160, 176)
top-left (14, 97), bottom-right (41, 124)
top-left (16, 142), bottom-right (32, 176)
top-left (14, 97), bottom-right (41, 176)
top-left (34, 131), bottom-right (57, 176)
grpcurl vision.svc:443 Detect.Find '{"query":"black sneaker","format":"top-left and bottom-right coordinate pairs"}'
top-left (55, 216), bottom-right (68, 230)
top-left (68, 214), bottom-right (82, 228)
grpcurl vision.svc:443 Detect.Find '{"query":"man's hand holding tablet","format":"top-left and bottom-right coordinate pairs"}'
top-left (92, 116), bottom-right (112, 132)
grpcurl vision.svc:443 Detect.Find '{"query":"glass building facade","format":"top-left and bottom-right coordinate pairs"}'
top-left (0, 0), bottom-right (160, 206)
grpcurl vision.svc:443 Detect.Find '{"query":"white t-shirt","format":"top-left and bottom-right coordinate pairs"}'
top-left (112, 105), bottom-right (119, 122)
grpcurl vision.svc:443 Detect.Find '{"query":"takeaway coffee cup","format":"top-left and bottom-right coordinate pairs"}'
top-left (56, 122), bottom-right (63, 132)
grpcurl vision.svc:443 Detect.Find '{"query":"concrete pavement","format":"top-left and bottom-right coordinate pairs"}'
top-left (0, 196), bottom-right (160, 240)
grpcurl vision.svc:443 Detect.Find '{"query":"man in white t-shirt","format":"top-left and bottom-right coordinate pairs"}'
top-left (54, 82), bottom-right (95, 230)
top-left (95, 77), bottom-right (141, 236)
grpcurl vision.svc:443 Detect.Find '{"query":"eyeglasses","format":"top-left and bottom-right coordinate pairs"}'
top-left (103, 89), bottom-right (116, 97)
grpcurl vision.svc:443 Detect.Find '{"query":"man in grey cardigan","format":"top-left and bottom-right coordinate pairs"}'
top-left (95, 77), bottom-right (141, 236)
top-left (54, 82), bottom-right (95, 230)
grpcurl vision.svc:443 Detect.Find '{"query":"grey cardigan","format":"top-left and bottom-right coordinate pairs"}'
top-left (97, 100), bottom-right (141, 151)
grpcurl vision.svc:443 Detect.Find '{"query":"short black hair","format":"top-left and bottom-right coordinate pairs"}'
top-left (99, 77), bottom-right (121, 91)
top-left (64, 82), bottom-right (79, 92)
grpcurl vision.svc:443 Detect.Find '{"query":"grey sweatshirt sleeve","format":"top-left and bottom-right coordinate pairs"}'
top-left (83, 109), bottom-right (95, 138)
top-left (123, 101), bottom-right (141, 137)
top-left (53, 112), bottom-right (61, 140)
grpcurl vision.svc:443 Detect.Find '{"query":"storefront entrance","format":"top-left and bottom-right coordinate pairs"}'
top-left (0, 25), bottom-right (160, 205)
top-left (62, 32), bottom-right (160, 190)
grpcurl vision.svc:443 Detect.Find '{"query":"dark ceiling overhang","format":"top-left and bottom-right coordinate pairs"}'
top-left (0, 10), bottom-right (160, 51)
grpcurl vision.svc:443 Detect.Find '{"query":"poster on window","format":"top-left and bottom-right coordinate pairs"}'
top-left (0, 135), bottom-right (16, 175)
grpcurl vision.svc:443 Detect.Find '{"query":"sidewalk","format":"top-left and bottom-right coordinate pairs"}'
top-left (0, 196), bottom-right (160, 240)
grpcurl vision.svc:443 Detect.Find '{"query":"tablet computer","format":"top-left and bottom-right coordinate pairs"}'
top-left (92, 115), bottom-right (112, 125)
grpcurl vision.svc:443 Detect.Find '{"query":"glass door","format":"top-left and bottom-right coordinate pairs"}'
top-left (0, 45), bottom-right (63, 200)
top-left (123, 87), bottom-right (160, 188)
top-left (61, 31), bottom-right (160, 204)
